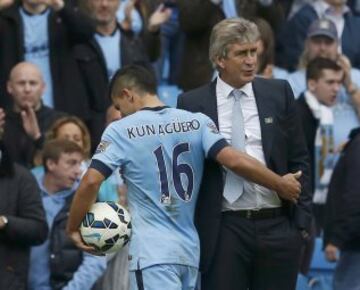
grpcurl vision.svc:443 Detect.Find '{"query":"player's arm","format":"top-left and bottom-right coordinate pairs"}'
top-left (215, 146), bottom-right (301, 203)
top-left (66, 168), bottom-right (106, 254)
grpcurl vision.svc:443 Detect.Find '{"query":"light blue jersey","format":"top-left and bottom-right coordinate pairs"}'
top-left (91, 106), bottom-right (227, 271)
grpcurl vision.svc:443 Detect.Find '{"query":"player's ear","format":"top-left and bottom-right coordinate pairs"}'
top-left (122, 88), bottom-right (133, 101)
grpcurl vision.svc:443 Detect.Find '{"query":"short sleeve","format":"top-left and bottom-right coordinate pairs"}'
top-left (200, 114), bottom-right (229, 159)
top-left (90, 124), bottom-right (125, 178)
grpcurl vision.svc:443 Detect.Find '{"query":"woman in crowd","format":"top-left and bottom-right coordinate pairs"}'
top-left (32, 115), bottom-right (123, 203)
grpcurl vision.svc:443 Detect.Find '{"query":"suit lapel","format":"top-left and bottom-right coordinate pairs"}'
top-left (202, 80), bottom-right (220, 128)
top-left (253, 78), bottom-right (275, 166)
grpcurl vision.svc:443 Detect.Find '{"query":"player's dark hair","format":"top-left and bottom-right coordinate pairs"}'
top-left (109, 64), bottom-right (157, 99)
top-left (306, 57), bottom-right (342, 81)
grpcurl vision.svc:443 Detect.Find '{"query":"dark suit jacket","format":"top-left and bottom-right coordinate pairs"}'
top-left (177, 77), bottom-right (312, 272)
top-left (296, 93), bottom-right (319, 192)
top-left (324, 127), bottom-right (360, 251)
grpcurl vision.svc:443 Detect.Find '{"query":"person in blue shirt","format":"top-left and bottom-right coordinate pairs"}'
top-left (29, 139), bottom-right (106, 290)
top-left (66, 65), bottom-right (301, 290)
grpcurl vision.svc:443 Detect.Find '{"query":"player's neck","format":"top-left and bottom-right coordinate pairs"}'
top-left (140, 94), bottom-right (165, 109)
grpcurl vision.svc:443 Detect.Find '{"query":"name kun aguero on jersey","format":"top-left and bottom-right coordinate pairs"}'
top-left (126, 118), bottom-right (201, 139)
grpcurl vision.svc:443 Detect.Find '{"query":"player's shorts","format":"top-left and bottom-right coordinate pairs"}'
top-left (129, 264), bottom-right (199, 290)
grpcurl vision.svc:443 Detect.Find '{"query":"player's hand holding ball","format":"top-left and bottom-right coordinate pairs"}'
top-left (78, 202), bottom-right (132, 255)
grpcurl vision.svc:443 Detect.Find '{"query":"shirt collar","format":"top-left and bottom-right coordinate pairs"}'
top-left (313, 0), bottom-right (350, 17)
top-left (217, 76), bottom-right (234, 99)
top-left (20, 6), bottom-right (50, 16)
top-left (38, 176), bottom-right (75, 198)
top-left (216, 76), bottom-right (254, 99)
top-left (95, 26), bottom-right (120, 38)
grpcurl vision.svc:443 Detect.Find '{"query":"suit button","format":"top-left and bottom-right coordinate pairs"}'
top-left (50, 254), bottom-right (55, 259)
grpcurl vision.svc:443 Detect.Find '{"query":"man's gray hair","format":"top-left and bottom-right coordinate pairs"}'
top-left (209, 18), bottom-right (260, 67)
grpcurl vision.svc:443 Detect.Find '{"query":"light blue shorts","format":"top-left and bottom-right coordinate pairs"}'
top-left (129, 264), bottom-right (199, 290)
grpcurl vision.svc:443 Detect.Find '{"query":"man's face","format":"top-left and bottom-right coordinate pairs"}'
top-left (307, 36), bottom-right (338, 61)
top-left (48, 152), bottom-right (83, 190)
top-left (56, 123), bottom-right (85, 151)
top-left (308, 69), bottom-right (343, 106)
top-left (7, 65), bottom-right (45, 110)
top-left (216, 41), bottom-right (258, 88)
top-left (88, 0), bottom-right (120, 25)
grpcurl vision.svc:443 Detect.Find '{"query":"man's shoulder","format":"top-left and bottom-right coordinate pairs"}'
top-left (345, 128), bottom-right (360, 152)
top-left (291, 3), bottom-right (317, 21)
top-left (13, 163), bottom-right (39, 185)
top-left (73, 40), bottom-right (100, 59)
top-left (345, 12), bottom-right (360, 25)
top-left (253, 77), bottom-right (288, 90)
top-left (173, 107), bottom-right (208, 121)
top-left (295, 93), bottom-right (306, 104)
top-left (0, 3), bottom-right (20, 20)
top-left (179, 82), bottom-right (214, 100)
top-left (295, 93), bottom-right (310, 113)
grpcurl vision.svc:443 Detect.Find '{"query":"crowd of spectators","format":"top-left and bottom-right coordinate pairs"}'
top-left (0, 0), bottom-right (360, 289)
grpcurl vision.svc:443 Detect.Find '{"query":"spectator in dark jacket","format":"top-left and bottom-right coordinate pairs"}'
top-left (0, 0), bottom-right (95, 120)
top-left (296, 57), bottom-right (343, 273)
top-left (296, 57), bottom-right (343, 195)
top-left (177, 0), bottom-right (224, 91)
top-left (324, 127), bottom-right (360, 290)
top-left (0, 139), bottom-right (48, 290)
top-left (28, 139), bottom-right (106, 290)
top-left (74, 0), bottom-right (165, 150)
top-left (1, 62), bottom-right (63, 168)
top-left (276, 0), bottom-right (360, 71)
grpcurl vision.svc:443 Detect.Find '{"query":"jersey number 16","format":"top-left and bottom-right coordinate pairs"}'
top-left (154, 143), bottom-right (194, 204)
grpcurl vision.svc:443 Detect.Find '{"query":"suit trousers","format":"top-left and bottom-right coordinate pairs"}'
top-left (202, 212), bottom-right (303, 290)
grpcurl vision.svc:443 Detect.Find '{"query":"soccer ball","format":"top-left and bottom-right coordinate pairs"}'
top-left (80, 202), bottom-right (132, 254)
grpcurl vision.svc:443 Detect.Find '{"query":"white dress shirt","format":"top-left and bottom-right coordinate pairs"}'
top-left (216, 77), bottom-right (281, 210)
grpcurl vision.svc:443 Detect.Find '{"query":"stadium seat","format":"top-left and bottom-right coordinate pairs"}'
top-left (157, 85), bottom-right (182, 108)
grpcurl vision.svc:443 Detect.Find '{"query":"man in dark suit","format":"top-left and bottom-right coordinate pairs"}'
top-left (177, 18), bottom-right (312, 290)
